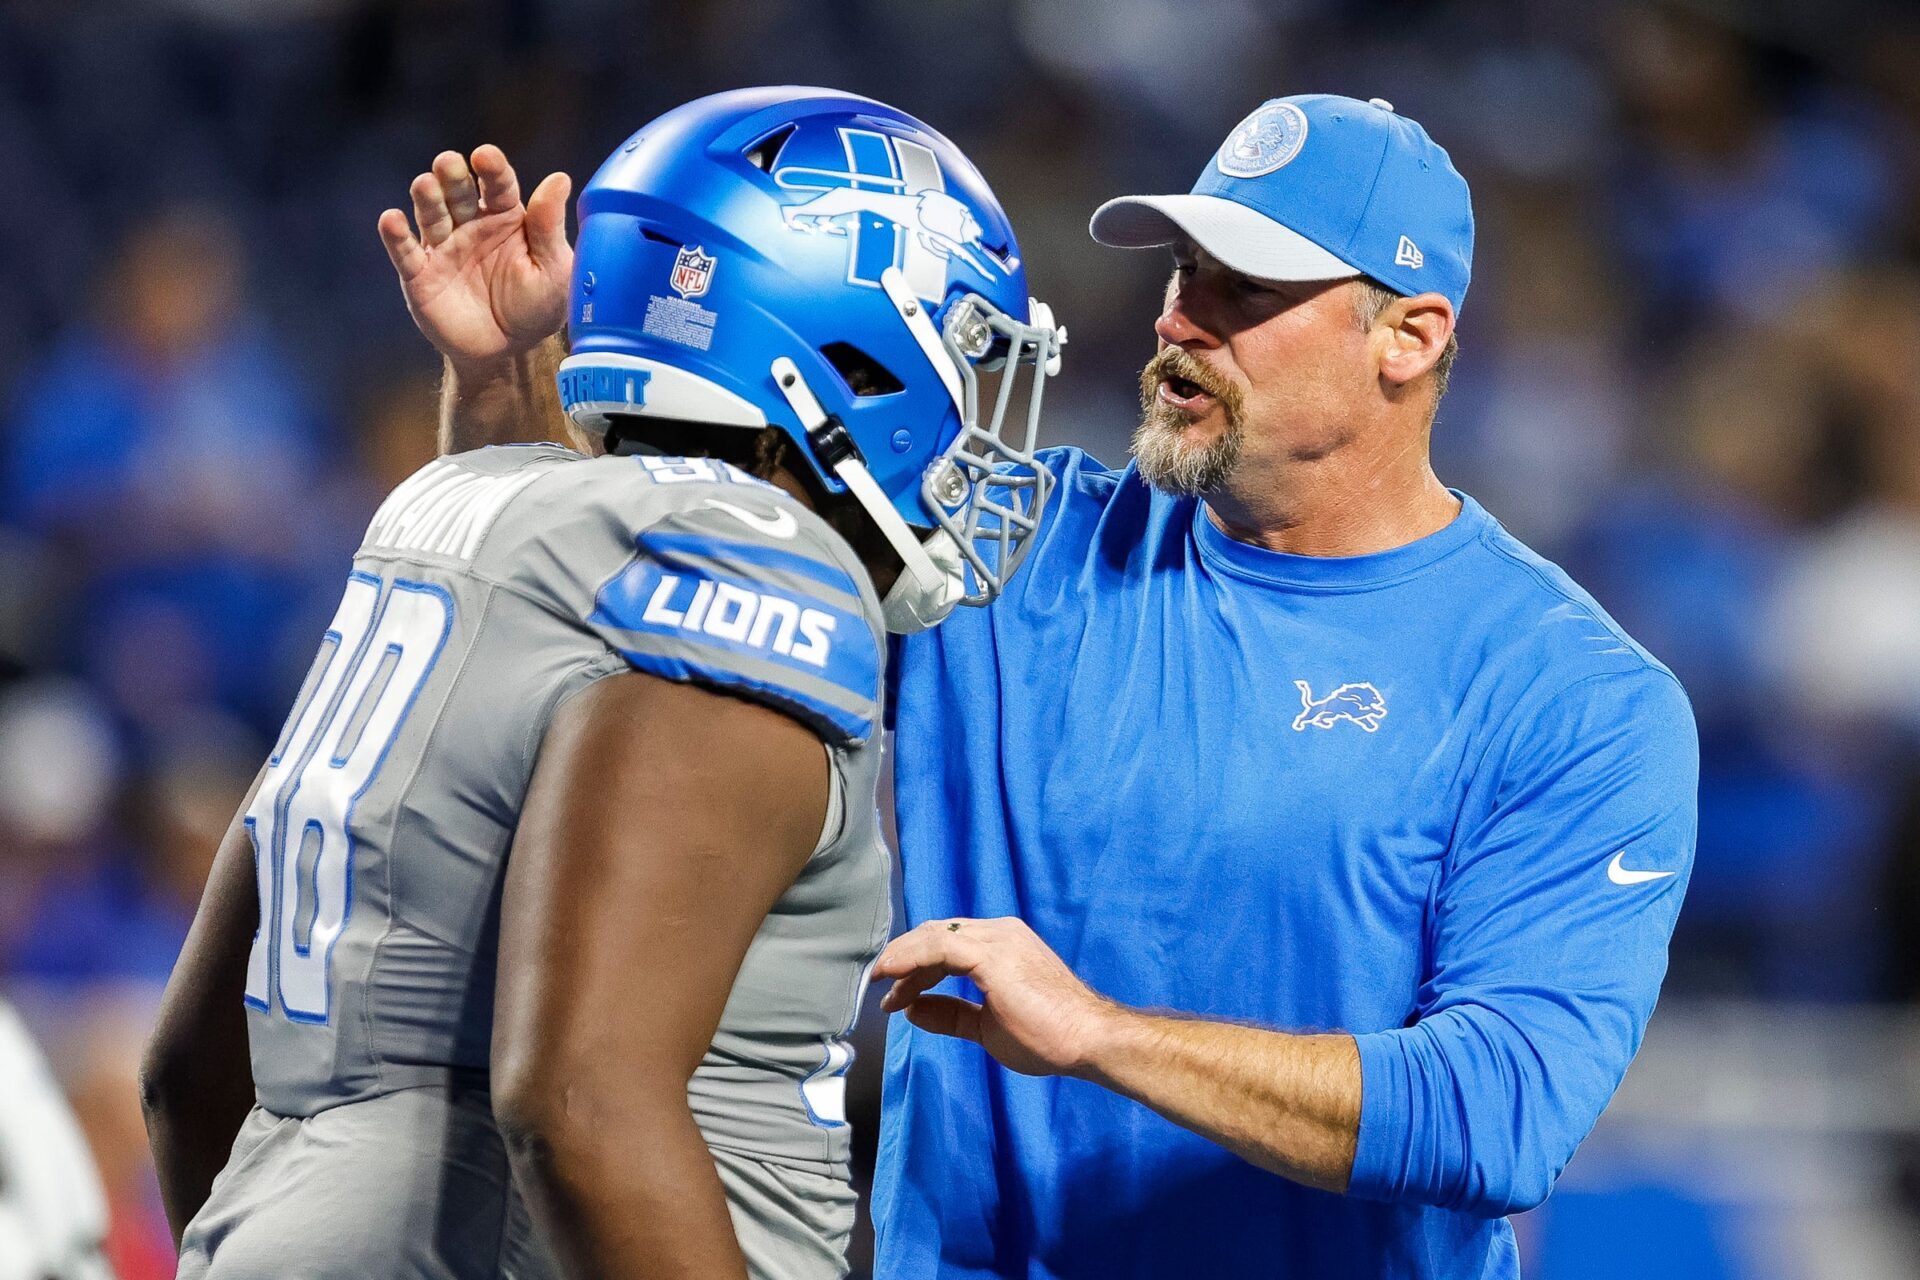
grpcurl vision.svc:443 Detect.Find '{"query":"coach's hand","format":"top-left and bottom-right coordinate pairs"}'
top-left (377, 145), bottom-right (571, 369)
top-left (873, 917), bottom-right (1119, 1078)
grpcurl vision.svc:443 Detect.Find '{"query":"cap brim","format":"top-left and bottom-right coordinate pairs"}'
top-left (1089, 194), bottom-right (1361, 284)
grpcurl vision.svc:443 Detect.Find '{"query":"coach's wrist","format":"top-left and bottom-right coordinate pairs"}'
top-left (443, 336), bottom-right (556, 391)
top-left (1071, 1001), bottom-right (1156, 1087)
top-left (439, 336), bottom-right (572, 454)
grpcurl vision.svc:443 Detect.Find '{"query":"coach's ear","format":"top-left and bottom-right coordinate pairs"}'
top-left (1374, 292), bottom-right (1453, 389)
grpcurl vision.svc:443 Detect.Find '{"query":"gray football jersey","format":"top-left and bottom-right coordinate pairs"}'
top-left (240, 443), bottom-right (891, 1171)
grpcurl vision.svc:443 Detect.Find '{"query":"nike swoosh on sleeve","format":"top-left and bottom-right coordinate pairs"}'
top-left (1607, 851), bottom-right (1676, 886)
top-left (704, 497), bottom-right (799, 539)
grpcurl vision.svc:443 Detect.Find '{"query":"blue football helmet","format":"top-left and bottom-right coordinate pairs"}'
top-left (557, 86), bottom-right (1063, 622)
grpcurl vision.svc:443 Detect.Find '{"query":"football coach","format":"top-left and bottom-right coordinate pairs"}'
top-left (868, 93), bottom-right (1697, 1278)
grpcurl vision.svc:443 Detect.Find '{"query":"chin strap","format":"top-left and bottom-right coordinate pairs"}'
top-left (768, 355), bottom-right (944, 594)
top-left (879, 267), bottom-right (964, 416)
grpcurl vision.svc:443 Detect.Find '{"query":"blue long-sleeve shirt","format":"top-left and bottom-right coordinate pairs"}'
top-left (876, 449), bottom-right (1697, 1279)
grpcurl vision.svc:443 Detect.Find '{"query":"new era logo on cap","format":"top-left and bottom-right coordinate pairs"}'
top-left (1395, 236), bottom-right (1424, 269)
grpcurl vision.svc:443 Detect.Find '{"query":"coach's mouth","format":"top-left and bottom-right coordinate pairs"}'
top-left (1157, 372), bottom-right (1218, 414)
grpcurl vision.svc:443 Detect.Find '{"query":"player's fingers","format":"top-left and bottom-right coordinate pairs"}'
top-left (410, 173), bottom-right (454, 247)
top-left (433, 150), bottom-right (481, 227)
top-left (903, 994), bottom-right (985, 1043)
top-left (377, 208), bottom-right (427, 280)
top-left (471, 144), bottom-right (521, 213)
top-left (525, 171), bottom-right (573, 268)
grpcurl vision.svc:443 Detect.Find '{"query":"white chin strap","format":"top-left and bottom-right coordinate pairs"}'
top-left (768, 355), bottom-right (964, 633)
top-left (879, 267), bottom-right (964, 416)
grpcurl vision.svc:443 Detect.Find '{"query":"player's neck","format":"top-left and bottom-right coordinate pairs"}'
top-left (765, 462), bottom-right (905, 598)
top-left (765, 464), bottom-right (817, 514)
top-left (1202, 430), bottom-right (1459, 559)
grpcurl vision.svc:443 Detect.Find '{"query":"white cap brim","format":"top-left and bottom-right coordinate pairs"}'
top-left (1089, 194), bottom-right (1361, 283)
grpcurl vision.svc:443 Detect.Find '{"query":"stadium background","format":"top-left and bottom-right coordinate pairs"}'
top-left (3, 0), bottom-right (1919, 1275)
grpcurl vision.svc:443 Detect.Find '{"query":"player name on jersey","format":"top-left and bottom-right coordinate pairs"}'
top-left (366, 457), bottom-right (547, 561)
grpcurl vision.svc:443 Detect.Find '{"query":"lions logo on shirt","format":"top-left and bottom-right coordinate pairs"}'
top-left (1291, 680), bottom-right (1388, 733)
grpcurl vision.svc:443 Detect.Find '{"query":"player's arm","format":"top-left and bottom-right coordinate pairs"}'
top-left (376, 145), bottom-right (576, 453)
top-left (140, 775), bottom-right (265, 1246)
top-left (491, 671), bottom-right (831, 1280)
top-left (876, 668), bottom-right (1698, 1213)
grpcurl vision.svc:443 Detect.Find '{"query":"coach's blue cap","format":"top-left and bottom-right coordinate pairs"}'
top-left (1091, 94), bottom-right (1474, 313)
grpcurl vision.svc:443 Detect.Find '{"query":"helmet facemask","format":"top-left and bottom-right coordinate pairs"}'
top-left (922, 291), bottom-right (1062, 607)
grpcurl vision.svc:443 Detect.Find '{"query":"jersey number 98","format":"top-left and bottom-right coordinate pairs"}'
top-left (243, 572), bottom-right (453, 1023)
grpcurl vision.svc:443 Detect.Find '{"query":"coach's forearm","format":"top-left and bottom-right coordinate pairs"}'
top-left (498, 1081), bottom-right (748, 1280)
top-left (440, 335), bottom-right (572, 455)
top-left (1080, 1010), bottom-right (1361, 1194)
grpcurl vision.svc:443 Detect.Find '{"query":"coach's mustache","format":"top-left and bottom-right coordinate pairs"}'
top-left (1140, 346), bottom-right (1235, 410)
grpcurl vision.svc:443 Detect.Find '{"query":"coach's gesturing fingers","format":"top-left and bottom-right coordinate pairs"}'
top-left (872, 918), bottom-right (1120, 1078)
top-left (433, 150), bottom-right (481, 227)
top-left (408, 170), bottom-right (455, 247)
top-left (522, 168), bottom-right (574, 272)
top-left (378, 144), bottom-right (573, 367)
top-left (875, 920), bottom-right (986, 1011)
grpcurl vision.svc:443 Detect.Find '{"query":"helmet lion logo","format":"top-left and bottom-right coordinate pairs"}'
top-left (781, 186), bottom-right (992, 276)
top-left (772, 128), bottom-right (1008, 293)
top-left (1292, 680), bottom-right (1387, 733)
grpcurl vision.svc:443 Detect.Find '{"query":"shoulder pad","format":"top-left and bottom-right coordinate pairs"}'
top-left (585, 474), bottom-right (882, 745)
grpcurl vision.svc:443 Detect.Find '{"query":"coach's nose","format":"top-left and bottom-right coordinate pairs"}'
top-left (1154, 273), bottom-right (1221, 351)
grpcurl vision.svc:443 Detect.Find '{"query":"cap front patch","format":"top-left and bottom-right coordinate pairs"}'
top-left (1216, 102), bottom-right (1309, 179)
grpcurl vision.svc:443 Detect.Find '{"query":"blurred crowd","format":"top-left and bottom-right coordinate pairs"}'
top-left (2, 0), bottom-right (1918, 1275)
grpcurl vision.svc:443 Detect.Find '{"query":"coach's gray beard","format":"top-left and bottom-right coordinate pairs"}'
top-left (1131, 349), bottom-right (1245, 497)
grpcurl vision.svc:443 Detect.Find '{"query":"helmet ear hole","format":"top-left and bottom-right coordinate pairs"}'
top-left (744, 124), bottom-right (798, 173)
top-left (821, 343), bottom-right (905, 397)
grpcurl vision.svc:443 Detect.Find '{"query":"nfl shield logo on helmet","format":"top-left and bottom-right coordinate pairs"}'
top-left (670, 245), bottom-right (716, 299)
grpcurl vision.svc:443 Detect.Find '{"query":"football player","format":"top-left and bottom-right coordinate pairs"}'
top-left (140, 87), bottom-right (1061, 1280)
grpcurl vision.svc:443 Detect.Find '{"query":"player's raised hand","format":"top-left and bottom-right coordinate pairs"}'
top-left (873, 917), bottom-right (1119, 1078)
top-left (377, 145), bottom-right (572, 369)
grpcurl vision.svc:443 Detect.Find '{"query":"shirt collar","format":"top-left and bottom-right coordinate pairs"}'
top-left (1190, 489), bottom-right (1488, 590)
